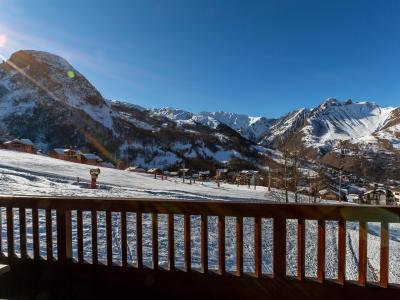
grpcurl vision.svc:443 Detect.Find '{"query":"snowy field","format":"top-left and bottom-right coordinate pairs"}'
top-left (0, 149), bottom-right (399, 283)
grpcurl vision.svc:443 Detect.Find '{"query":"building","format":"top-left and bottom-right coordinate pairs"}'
top-left (363, 189), bottom-right (386, 204)
top-left (49, 148), bottom-right (82, 163)
top-left (3, 138), bottom-right (37, 154)
top-left (125, 166), bottom-right (146, 173)
top-left (81, 153), bottom-right (103, 166)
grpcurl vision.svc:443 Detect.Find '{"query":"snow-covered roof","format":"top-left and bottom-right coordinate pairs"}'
top-left (81, 153), bottom-right (102, 161)
top-left (4, 138), bottom-right (34, 146)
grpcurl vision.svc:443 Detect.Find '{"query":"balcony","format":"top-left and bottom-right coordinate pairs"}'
top-left (0, 195), bottom-right (399, 299)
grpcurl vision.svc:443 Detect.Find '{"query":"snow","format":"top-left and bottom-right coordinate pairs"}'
top-left (0, 149), bottom-right (399, 283)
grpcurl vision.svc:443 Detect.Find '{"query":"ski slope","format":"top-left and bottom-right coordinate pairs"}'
top-left (0, 150), bottom-right (399, 283)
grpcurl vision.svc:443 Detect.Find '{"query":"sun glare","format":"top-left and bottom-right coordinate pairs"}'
top-left (0, 34), bottom-right (7, 47)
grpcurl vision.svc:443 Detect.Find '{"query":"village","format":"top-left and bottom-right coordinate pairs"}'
top-left (2, 137), bottom-right (400, 205)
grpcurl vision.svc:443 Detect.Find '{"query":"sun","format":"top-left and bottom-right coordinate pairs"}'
top-left (0, 34), bottom-right (7, 47)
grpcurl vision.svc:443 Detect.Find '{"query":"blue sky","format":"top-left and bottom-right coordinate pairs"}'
top-left (0, 0), bottom-right (400, 117)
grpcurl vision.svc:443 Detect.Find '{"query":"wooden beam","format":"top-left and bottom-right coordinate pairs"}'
top-left (184, 214), bottom-right (191, 272)
top-left (380, 221), bottom-right (389, 288)
top-left (218, 216), bottom-right (226, 275)
top-left (236, 216), bottom-right (243, 276)
top-left (254, 216), bottom-right (262, 278)
top-left (337, 220), bottom-right (346, 284)
top-left (201, 215), bottom-right (208, 274)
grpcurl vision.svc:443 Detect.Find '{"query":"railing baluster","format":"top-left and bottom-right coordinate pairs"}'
top-left (184, 214), bottom-right (191, 272)
top-left (317, 220), bottom-right (325, 283)
top-left (168, 214), bottom-right (174, 271)
top-left (254, 217), bottom-right (262, 277)
top-left (273, 217), bottom-right (286, 279)
top-left (19, 208), bottom-right (27, 259)
top-left (359, 221), bottom-right (367, 286)
top-left (380, 221), bottom-right (389, 288)
top-left (0, 208), bottom-right (2, 255)
top-left (152, 213), bottom-right (158, 270)
top-left (136, 212), bottom-right (143, 269)
top-left (76, 209), bottom-right (83, 264)
top-left (218, 215), bottom-right (226, 275)
top-left (46, 208), bottom-right (53, 261)
top-left (121, 211), bottom-right (127, 268)
top-left (236, 216), bottom-right (243, 276)
top-left (338, 220), bottom-right (346, 284)
top-left (6, 207), bottom-right (14, 258)
top-left (201, 215), bottom-right (208, 274)
top-left (32, 208), bottom-right (40, 259)
top-left (57, 209), bottom-right (72, 263)
top-left (106, 210), bottom-right (112, 267)
top-left (91, 210), bottom-right (98, 265)
top-left (297, 218), bottom-right (305, 281)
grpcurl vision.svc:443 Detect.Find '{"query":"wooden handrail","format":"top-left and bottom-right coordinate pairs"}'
top-left (0, 195), bottom-right (398, 290)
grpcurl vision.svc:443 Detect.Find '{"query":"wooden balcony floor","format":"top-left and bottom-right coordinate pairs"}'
top-left (0, 260), bottom-right (399, 300)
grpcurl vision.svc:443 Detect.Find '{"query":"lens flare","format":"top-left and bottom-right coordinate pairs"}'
top-left (67, 70), bottom-right (75, 78)
top-left (0, 34), bottom-right (6, 48)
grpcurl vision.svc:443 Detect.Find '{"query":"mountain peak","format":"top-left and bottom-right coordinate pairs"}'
top-left (8, 50), bottom-right (75, 74)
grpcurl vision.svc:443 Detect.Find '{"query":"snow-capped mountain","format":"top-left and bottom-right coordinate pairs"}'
top-left (150, 108), bottom-right (276, 141)
top-left (0, 50), bottom-right (260, 169)
top-left (0, 50), bottom-right (399, 178)
top-left (261, 98), bottom-right (399, 154)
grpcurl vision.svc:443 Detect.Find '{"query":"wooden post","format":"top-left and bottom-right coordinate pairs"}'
top-left (46, 208), bottom-right (54, 262)
top-left (19, 208), bottom-right (27, 259)
top-left (218, 216), bottom-right (226, 275)
top-left (76, 209), bottom-right (83, 264)
top-left (91, 210), bottom-right (98, 265)
top-left (236, 216), bottom-right (243, 276)
top-left (337, 220), bottom-right (346, 284)
top-left (57, 209), bottom-right (72, 263)
top-left (297, 219), bottom-right (305, 281)
top-left (136, 212), bottom-right (143, 269)
top-left (380, 221), bottom-right (389, 288)
top-left (201, 215), bottom-right (208, 274)
top-left (6, 207), bottom-right (14, 258)
top-left (32, 208), bottom-right (40, 259)
top-left (359, 221), bottom-right (367, 286)
top-left (152, 213), bottom-right (158, 270)
top-left (274, 216), bottom-right (286, 279)
top-left (106, 210), bottom-right (113, 266)
top-left (254, 216), bottom-right (262, 277)
top-left (121, 211), bottom-right (128, 268)
top-left (168, 214), bottom-right (175, 271)
top-left (317, 220), bottom-right (325, 283)
top-left (184, 214), bottom-right (191, 272)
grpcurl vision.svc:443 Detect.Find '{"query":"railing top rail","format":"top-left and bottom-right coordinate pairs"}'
top-left (0, 195), bottom-right (399, 222)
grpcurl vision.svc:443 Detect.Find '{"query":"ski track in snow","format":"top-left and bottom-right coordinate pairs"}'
top-left (0, 150), bottom-right (400, 282)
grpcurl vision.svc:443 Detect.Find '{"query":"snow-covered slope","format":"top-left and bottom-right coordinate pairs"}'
top-left (2, 149), bottom-right (400, 282)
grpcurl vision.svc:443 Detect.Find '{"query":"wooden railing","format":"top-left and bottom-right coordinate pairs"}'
top-left (0, 195), bottom-right (399, 291)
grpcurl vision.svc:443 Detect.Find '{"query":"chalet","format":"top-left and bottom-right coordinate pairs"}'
top-left (394, 190), bottom-right (400, 202)
top-left (319, 189), bottom-right (338, 200)
top-left (125, 166), bottom-right (146, 173)
top-left (49, 148), bottom-right (82, 163)
top-left (81, 153), bottom-right (103, 166)
top-left (3, 139), bottom-right (37, 154)
top-left (363, 189), bottom-right (386, 204)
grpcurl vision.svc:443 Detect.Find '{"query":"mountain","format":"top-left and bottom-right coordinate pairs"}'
top-left (149, 108), bottom-right (276, 141)
top-left (260, 98), bottom-right (400, 179)
top-left (0, 50), bottom-right (262, 171)
top-left (0, 50), bottom-right (399, 179)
